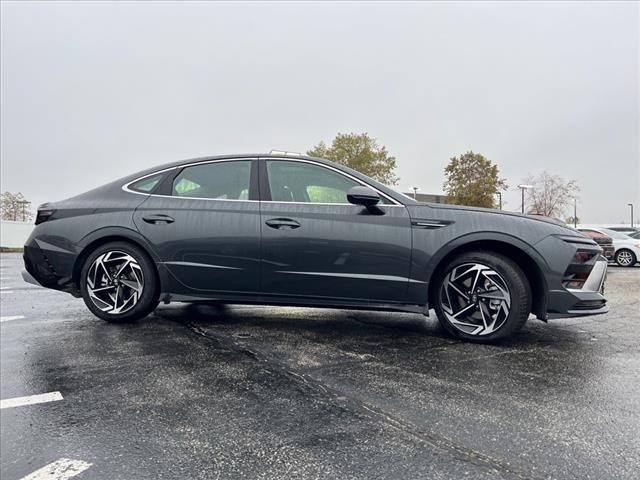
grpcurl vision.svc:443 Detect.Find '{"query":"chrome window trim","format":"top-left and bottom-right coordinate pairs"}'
top-left (122, 166), bottom-right (179, 196)
top-left (121, 156), bottom-right (404, 206)
top-left (260, 200), bottom-right (403, 208)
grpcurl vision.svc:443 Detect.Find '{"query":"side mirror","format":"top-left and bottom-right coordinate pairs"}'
top-left (347, 186), bottom-right (380, 207)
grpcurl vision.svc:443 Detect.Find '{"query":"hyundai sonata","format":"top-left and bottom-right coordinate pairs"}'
top-left (23, 153), bottom-right (608, 343)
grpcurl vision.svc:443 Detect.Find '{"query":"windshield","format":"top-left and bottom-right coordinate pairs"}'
top-left (600, 228), bottom-right (632, 240)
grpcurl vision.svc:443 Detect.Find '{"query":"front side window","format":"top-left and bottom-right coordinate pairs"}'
top-left (172, 161), bottom-right (251, 200)
top-left (266, 160), bottom-right (367, 204)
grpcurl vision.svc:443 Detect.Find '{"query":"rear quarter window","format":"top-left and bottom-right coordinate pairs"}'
top-left (128, 173), bottom-right (165, 193)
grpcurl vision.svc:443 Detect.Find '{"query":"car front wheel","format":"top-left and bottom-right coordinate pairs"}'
top-left (80, 241), bottom-right (159, 322)
top-left (434, 251), bottom-right (531, 343)
top-left (614, 249), bottom-right (636, 267)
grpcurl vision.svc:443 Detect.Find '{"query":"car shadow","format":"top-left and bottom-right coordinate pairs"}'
top-left (147, 303), bottom-right (606, 400)
top-left (152, 302), bottom-right (590, 350)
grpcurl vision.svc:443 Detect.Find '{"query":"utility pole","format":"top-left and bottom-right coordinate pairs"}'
top-left (517, 185), bottom-right (533, 214)
top-left (573, 198), bottom-right (577, 228)
top-left (629, 203), bottom-right (635, 228)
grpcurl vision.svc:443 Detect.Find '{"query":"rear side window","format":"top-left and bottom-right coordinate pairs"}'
top-left (172, 161), bottom-right (251, 200)
top-left (129, 173), bottom-right (165, 193)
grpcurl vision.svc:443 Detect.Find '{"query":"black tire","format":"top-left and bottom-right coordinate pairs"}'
top-left (80, 241), bottom-right (159, 322)
top-left (433, 250), bottom-right (531, 343)
top-left (614, 249), bottom-right (637, 268)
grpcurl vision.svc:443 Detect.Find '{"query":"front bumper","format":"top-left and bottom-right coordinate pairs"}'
top-left (547, 255), bottom-right (608, 319)
top-left (22, 268), bottom-right (42, 287)
top-left (601, 245), bottom-right (615, 261)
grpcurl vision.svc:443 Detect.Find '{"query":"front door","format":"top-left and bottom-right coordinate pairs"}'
top-left (133, 158), bottom-right (261, 293)
top-left (259, 159), bottom-right (412, 303)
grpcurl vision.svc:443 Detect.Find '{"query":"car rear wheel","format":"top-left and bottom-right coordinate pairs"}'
top-left (80, 241), bottom-right (159, 322)
top-left (433, 251), bottom-right (531, 343)
top-left (614, 249), bottom-right (636, 267)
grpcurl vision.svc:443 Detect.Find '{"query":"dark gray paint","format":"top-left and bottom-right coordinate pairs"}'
top-left (260, 201), bottom-right (412, 302)
top-left (133, 196), bottom-right (261, 293)
top-left (23, 153), bottom-right (607, 319)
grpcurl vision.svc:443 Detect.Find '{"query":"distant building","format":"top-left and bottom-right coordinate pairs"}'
top-left (403, 192), bottom-right (448, 204)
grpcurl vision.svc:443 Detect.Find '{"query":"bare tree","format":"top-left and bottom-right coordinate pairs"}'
top-left (0, 191), bottom-right (33, 222)
top-left (522, 172), bottom-right (579, 218)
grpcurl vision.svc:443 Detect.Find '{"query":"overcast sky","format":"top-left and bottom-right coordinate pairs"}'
top-left (1, 1), bottom-right (638, 223)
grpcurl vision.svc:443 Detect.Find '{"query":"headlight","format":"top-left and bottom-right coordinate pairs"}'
top-left (562, 249), bottom-right (599, 290)
top-left (35, 208), bottom-right (56, 225)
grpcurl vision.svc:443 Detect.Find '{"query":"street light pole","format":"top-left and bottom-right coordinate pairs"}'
top-left (517, 185), bottom-right (533, 214)
top-left (411, 186), bottom-right (420, 200)
top-left (629, 203), bottom-right (634, 228)
top-left (574, 198), bottom-right (577, 228)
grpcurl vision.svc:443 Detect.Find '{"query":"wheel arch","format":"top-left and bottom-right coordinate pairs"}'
top-left (426, 234), bottom-right (549, 319)
top-left (72, 227), bottom-right (160, 289)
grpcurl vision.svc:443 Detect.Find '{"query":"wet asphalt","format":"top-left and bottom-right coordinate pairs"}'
top-left (1, 252), bottom-right (639, 479)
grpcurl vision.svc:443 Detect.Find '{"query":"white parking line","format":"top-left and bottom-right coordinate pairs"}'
top-left (0, 391), bottom-right (64, 409)
top-left (19, 458), bottom-right (92, 480)
top-left (1, 315), bottom-right (25, 323)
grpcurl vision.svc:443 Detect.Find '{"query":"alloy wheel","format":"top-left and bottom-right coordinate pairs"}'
top-left (440, 263), bottom-right (511, 336)
top-left (616, 250), bottom-right (634, 267)
top-left (86, 251), bottom-right (144, 314)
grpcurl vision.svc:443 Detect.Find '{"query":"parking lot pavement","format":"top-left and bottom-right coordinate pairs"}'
top-left (1, 253), bottom-right (639, 480)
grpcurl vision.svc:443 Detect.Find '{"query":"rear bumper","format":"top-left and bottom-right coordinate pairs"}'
top-left (547, 256), bottom-right (608, 319)
top-left (23, 241), bottom-right (80, 296)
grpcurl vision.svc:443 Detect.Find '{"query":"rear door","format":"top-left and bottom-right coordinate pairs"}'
top-left (259, 158), bottom-right (412, 303)
top-left (132, 158), bottom-right (261, 293)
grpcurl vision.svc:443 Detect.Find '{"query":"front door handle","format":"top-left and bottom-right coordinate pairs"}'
top-left (265, 218), bottom-right (301, 230)
top-left (142, 214), bottom-right (175, 224)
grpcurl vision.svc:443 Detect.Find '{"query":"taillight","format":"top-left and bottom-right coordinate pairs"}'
top-left (35, 208), bottom-right (55, 225)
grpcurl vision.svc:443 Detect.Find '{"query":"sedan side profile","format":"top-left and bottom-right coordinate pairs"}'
top-left (23, 154), bottom-right (608, 343)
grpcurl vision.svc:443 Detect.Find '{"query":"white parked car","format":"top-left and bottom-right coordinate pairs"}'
top-left (579, 227), bottom-right (640, 267)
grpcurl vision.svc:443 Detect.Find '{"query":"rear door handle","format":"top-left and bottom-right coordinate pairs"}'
top-left (142, 214), bottom-right (175, 224)
top-left (265, 218), bottom-right (301, 230)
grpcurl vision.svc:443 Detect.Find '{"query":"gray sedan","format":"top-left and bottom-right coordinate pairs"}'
top-left (23, 153), bottom-right (608, 343)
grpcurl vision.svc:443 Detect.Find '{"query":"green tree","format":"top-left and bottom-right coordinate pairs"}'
top-left (307, 132), bottom-right (399, 185)
top-left (443, 151), bottom-right (507, 208)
